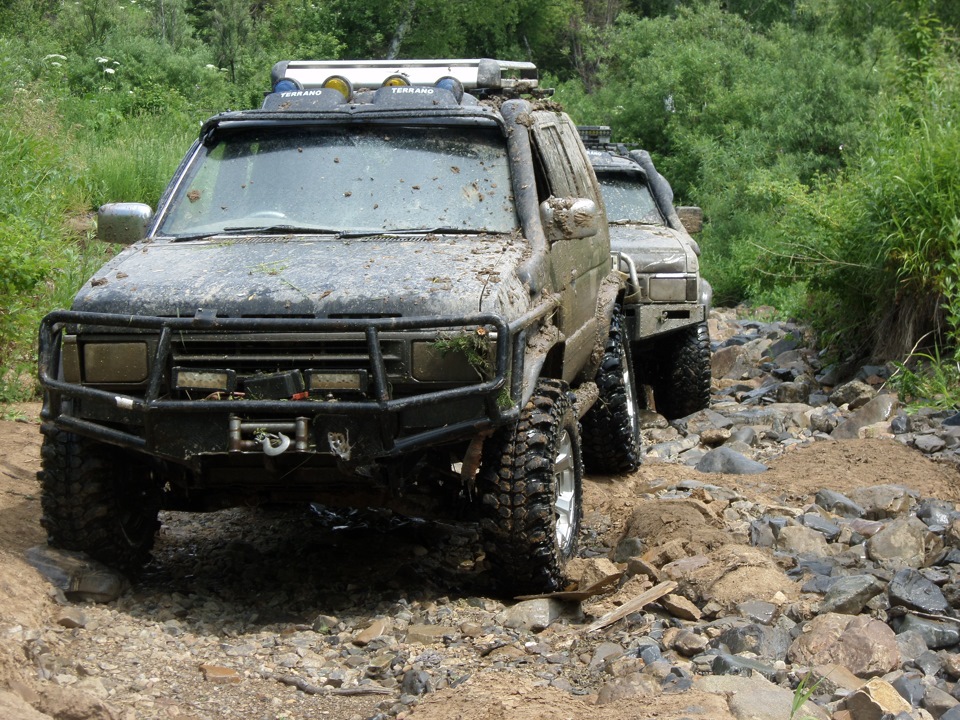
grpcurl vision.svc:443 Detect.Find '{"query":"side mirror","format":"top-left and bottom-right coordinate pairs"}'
top-left (97, 203), bottom-right (153, 245)
top-left (539, 197), bottom-right (600, 242)
top-left (676, 206), bottom-right (703, 235)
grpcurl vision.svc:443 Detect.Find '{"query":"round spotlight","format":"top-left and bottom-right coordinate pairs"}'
top-left (321, 75), bottom-right (353, 99)
top-left (383, 74), bottom-right (410, 87)
top-left (435, 76), bottom-right (464, 103)
top-left (272, 77), bottom-right (302, 93)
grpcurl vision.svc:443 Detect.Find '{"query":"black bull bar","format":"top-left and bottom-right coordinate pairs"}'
top-left (38, 303), bottom-right (557, 459)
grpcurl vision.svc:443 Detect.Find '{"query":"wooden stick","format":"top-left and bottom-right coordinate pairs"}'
top-left (584, 580), bottom-right (678, 633)
top-left (259, 671), bottom-right (393, 696)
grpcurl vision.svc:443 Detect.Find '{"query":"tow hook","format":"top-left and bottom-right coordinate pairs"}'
top-left (228, 415), bottom-right (309, 453)
top-left (259, 431), bottom-right (292, 456)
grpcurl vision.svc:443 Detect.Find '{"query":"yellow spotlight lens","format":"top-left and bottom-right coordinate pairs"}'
top-left (383, 74), bottom-right (410, 87)
top-left (321, 75), bottom-right (353, 99)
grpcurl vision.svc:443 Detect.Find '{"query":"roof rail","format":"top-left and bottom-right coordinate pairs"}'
top-left (272, 58), bottom-right (538, 92)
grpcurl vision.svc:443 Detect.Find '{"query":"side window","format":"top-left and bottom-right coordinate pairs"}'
top-left (531, 113), bottom-right (597, 201)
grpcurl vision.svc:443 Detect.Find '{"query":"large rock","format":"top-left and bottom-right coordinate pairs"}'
top-left (679, 545), bottom-right (797, 609)
top-left (832, 394), bottom-right (899, 439)
top-left (788, 613), bottom-right (900, 677)
top-left (776, 525), bottom-right (830, 556)
top-left (842, 678), bottom-right (913, 720)
top-left (819, 574), bottom-right (886, 615)
top-left (24, 545), bottom-right (130, 603)
top-left (897, 613), bottom-right (960, 649)
top-left (888, 568), bottom-right (950, 614)
top-left (695, 446), bottom-right (768, 475)
top-left (829, 380), bottom-right (876, 409)
top-left (866, 517), bottom-right (929, 568)
top-left (848, 485), bottom-right (917, 519)
top-left (498, 598), bottom-right (579, 631)
top-left (814, 489), bottom-right (864, 518)
top-left (696, 674), bottom-right (829, 720)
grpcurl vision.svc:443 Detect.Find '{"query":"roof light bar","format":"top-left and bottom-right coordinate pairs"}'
top-left (271, 58), bottom-right (538, 92)
top-left (578, 125), bottom-right (613, 146)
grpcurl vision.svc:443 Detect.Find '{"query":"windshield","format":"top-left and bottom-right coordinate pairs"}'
top-left (158, 125), bottom-right (518, 237)
top-left (595, 171), bottom-right (665, 225)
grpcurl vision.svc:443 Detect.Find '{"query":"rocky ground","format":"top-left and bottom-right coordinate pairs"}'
top-left (3, 307), bottom-right (960, 720)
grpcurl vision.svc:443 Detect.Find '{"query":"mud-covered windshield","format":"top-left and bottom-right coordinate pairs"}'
top-left (158, 125), bottom-right (517, 237)
top-left (595, 172), bottom-right (665, 225)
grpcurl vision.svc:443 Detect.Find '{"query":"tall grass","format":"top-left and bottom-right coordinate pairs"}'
top-left (83, 117), bottom-right (195, 206)
top-left (0, 46), bottom-right (113, 400)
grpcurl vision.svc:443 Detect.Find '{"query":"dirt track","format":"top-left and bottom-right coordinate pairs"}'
top-left (3, 399), bottom-right (959, 720)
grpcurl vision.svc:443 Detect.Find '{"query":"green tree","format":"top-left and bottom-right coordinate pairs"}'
top-left (147, 0), bottom-right (196, 49)
top-left (210, 0), bottom-right (252, 81)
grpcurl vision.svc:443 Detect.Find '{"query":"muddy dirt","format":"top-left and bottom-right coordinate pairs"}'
top-left (1, 401), bottom-right (959, 720)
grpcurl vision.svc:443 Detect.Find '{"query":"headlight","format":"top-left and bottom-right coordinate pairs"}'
top-left (82, 342), bottom-right (149, 383)
top-left (648, 275), bottom-right (697, 302)
top-left (412, 331), bottom-right (496, 382)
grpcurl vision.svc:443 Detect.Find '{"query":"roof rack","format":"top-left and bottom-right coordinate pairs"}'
top-left (271, 58), bottom-right (538, 92)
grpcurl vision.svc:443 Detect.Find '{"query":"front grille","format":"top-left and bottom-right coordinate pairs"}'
top-left (170, 332), bottom-right (406, 378)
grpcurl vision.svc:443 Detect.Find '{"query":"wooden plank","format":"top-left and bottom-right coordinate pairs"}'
top-left (584, 580), bottom-right (678, 633)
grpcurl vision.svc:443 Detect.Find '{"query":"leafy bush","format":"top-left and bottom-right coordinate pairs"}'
top-left (769, 48), bottom-right (960, 361)
top-left (554, 4), bottom-right (881, 306)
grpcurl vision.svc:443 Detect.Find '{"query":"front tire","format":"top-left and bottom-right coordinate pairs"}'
top-left (582, 306), bottom-right (641, 474)
top-left (39, 427), bottom-right (162, 572)
top-left (478, 379), bottom-right (583, 595)
top-left (648, 321), bottom-right (712, 420)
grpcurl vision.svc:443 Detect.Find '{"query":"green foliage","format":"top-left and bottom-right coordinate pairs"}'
top-left (209, 0), bottom-right (253, 82)
top-left (555, 3), bottom-right (879, 308)
top-left (790, 671), bottom-right (824, 720)
top-left (432, 328), bottom-right (494, 379)
top-left (889, 345), bottom-right (960, 412)
top-left (767, 43), bottom-right (960, 360)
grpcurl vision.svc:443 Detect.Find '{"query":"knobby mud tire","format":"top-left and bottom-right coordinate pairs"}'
top-left (478, 379), bottom-right (583, 596)
top-left (39, 427), bottom-right (162, 572)
top-left (650, 321), bottom-right (712, 420)
top-left (581, 306), bottom-right (642, 474)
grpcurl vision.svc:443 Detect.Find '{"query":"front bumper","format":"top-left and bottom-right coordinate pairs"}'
top-left (39, 306), bottom-right (553, 464)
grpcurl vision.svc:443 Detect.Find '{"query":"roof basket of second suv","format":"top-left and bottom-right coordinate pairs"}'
top-left (577, 125), bottom-right (612, 146)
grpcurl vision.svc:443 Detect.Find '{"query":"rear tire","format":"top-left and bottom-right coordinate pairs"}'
top-left (582, 306), bottom-right (641, 474)
top-left (40, 427), bottom-right (161, 572)
top-left (648, 321), bottom-right (712, 420)
top-left (478, 379), bottom-right (582, 595)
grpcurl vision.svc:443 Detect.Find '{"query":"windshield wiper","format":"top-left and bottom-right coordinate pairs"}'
top-left (170, 225), bottom-right (343, 241)
top-left (338, 227), bottom-right (495, 238)
top-left (222, 224), bottom-right (344, 235)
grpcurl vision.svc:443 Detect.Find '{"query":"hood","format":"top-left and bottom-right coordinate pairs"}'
top-left (608, 224), bottom-right (699, 275)
top-left (72, 234), bottom-right (532, 320)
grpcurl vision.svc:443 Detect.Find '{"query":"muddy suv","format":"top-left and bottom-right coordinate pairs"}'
top-left (38, 60), bottom-right (640, 595)
top-left (579, 126), bottom-right (711, 420)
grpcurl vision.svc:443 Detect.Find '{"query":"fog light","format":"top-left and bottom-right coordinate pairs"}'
top-left (307, 370), bottom-right (365, 392)
top-left (174, 367), bottom-right (236, 392)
